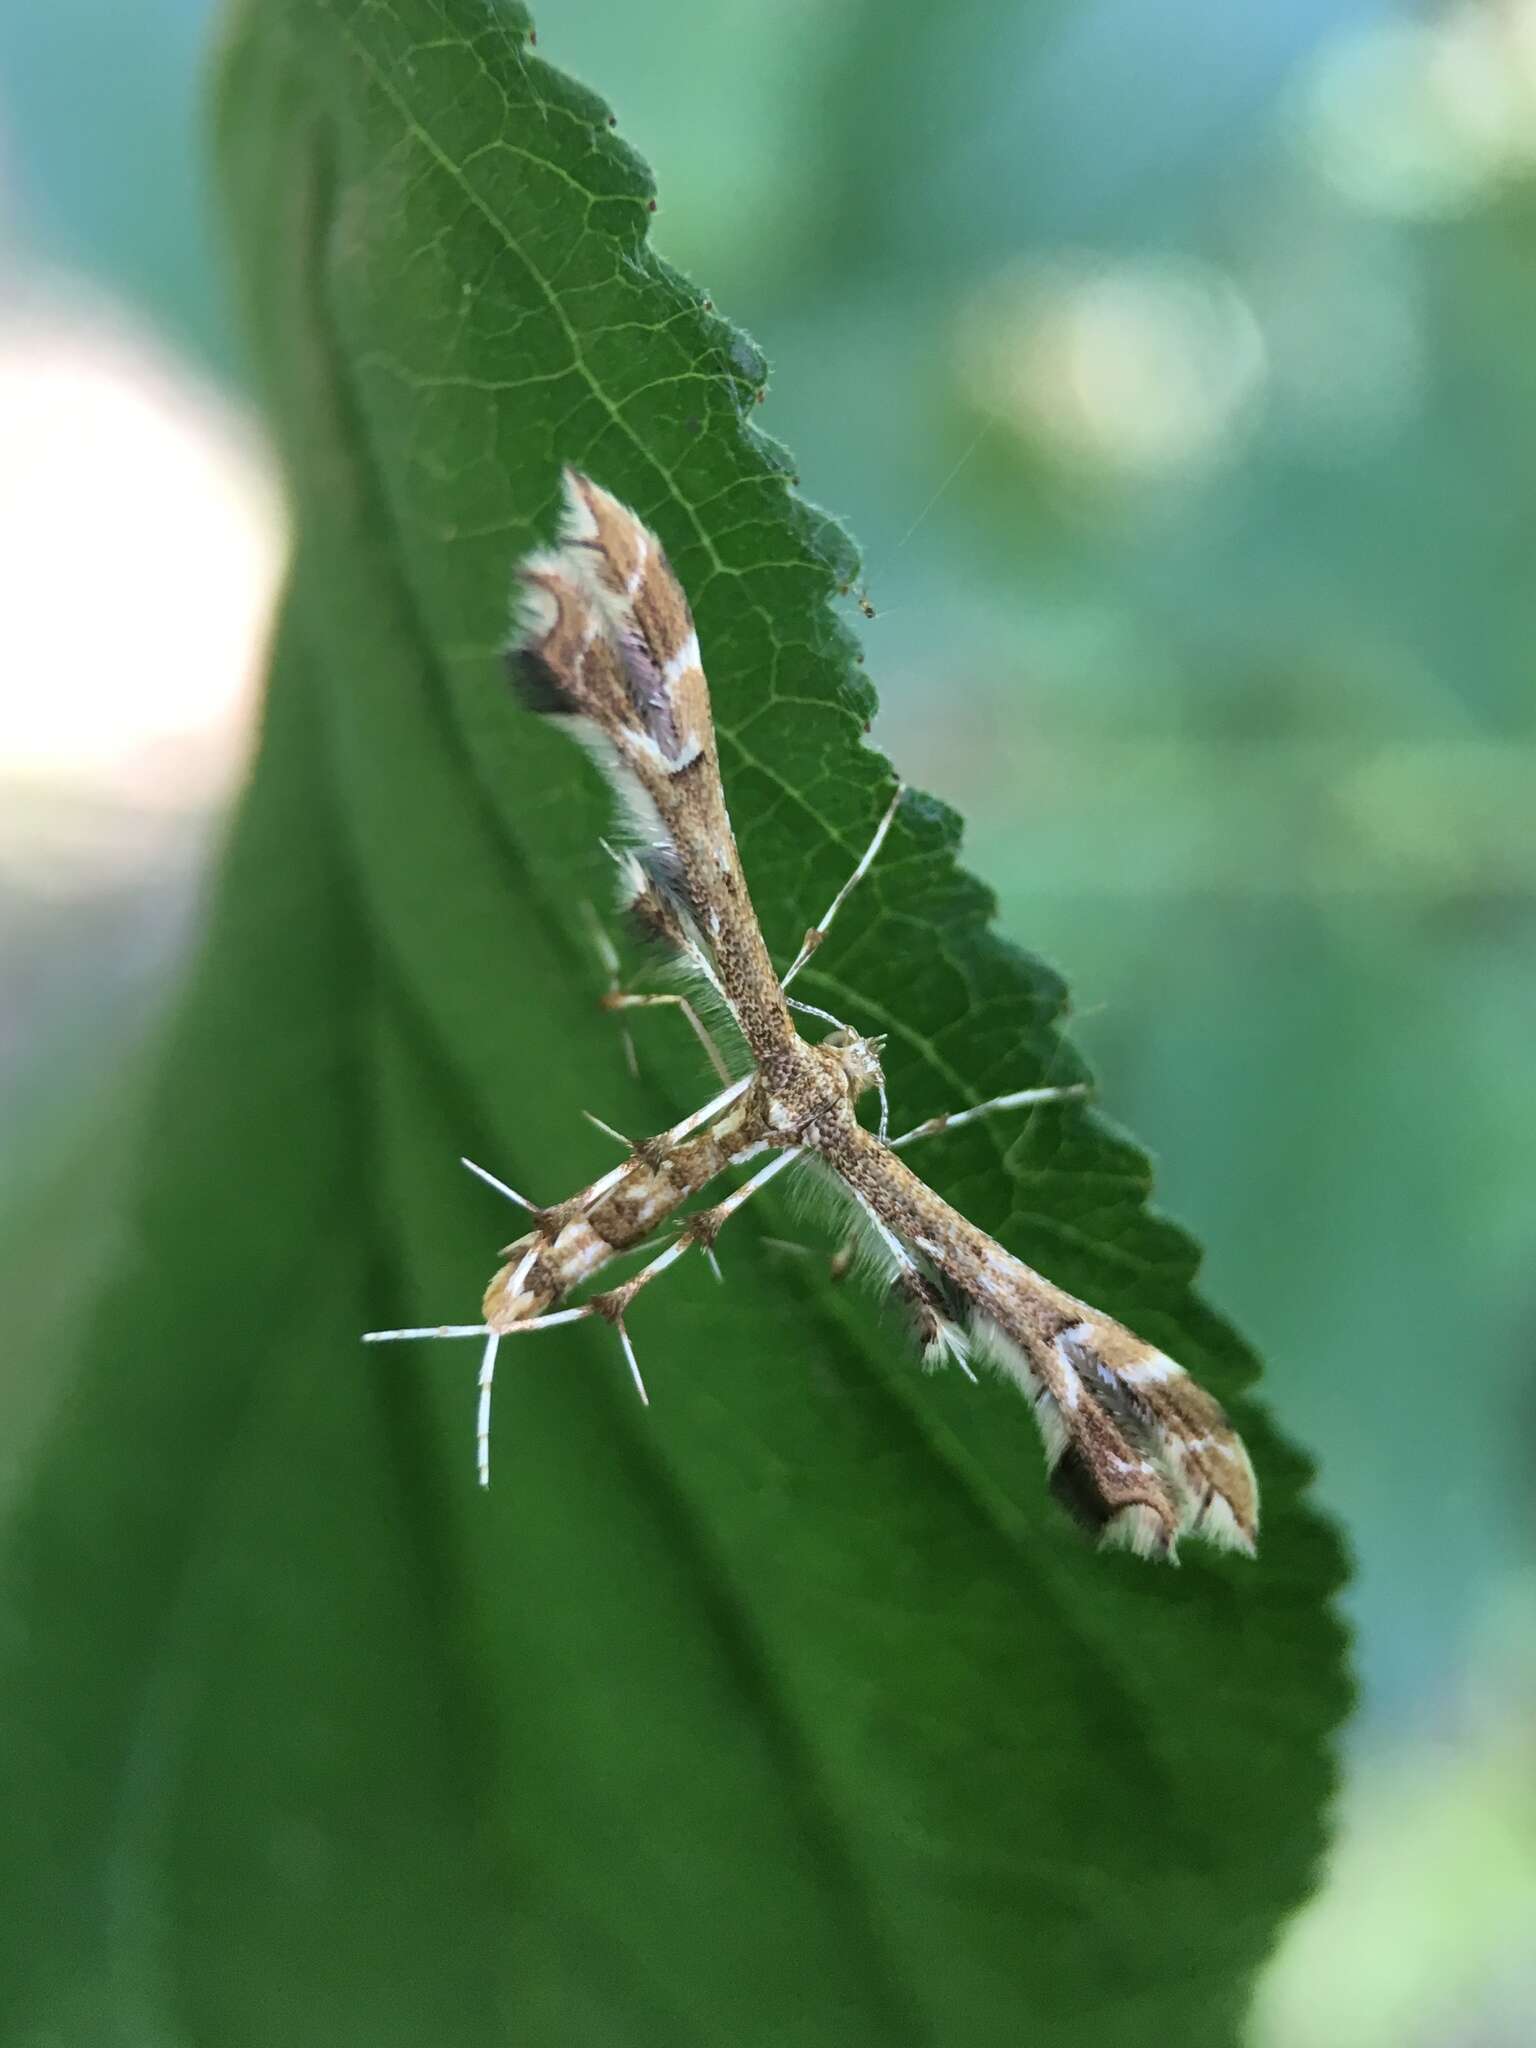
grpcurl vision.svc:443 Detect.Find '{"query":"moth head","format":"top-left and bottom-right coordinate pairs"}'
top-left (822, 1027), bottom-right (886, 1104)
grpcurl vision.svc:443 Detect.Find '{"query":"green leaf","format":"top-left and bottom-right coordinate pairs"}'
top-left (0, 3), bottom-right (1350, 2043)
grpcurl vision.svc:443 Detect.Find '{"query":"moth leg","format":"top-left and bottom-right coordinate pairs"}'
top-left (600, 990), bottom-right (733, 1086)
top-left (782, 783), bottom-right (905, 989)
top-left (889, 1081), bottom-right (1091, 1151)
top-left (364, 1302), bottom-right (604, 1487)
top-left (583, 898), bottom-right (733, 1084)
top-left (582, 1110), bottom-right (634, 1150)
top-left (760, 1236), bottom-right (856, 1284)
top-left (595, 1148), bottom-right (803, 1319)
top-left (362, 1324), bottom-right (491, 1343)
top-left (614, 1320), bottom-right (650, 1404)
top-left (473, 1301), bottom-right (613, 1484)
top-left (476, 1331), bottom-right (500, 1487)
top-left (575, 1073), bottom-right (754, 1218)
top-left (459, 1157), bottom-right (540, 1211)
top-left (477, 1152), bottom-right (805, 1462)
top-left (581, 900), bottom-right (641, 1077)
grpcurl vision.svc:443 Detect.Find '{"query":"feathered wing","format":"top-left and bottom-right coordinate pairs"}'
top-left (507, 471), bottom-right (798, 1074)
top-left (860, 1202), bottom-right (1257, 1559)
top-left (821, 1122), bottom-right (1259, 1561)
top-left (966, 1307), bottom-right (1258, 1560)
top-left (506, 470), bottom-right (711, 954)
top-left (504, 473), bottom-right (1259, 1563)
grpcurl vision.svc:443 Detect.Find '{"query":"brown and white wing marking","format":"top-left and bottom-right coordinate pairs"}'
top-left (822, 1122), bottom-right (1258, 1561)
top-left (507, 470), bottom-right (797, 1075)
top-left (968, 1302), bottom-right (1259, 1561)
top-left (493, 471), bottom-right (1260, 1562)
top-left (507, 471), bottom-right (710, 860)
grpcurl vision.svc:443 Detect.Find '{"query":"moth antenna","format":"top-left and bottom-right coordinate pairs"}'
top-left (786, 996), bottom-right (846, 1034)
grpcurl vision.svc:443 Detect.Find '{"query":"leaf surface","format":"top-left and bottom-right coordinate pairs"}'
top-left (0, 3), bottom-right (1349, 2042)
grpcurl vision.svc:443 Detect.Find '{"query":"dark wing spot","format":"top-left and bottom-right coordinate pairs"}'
top-left (506, 646), bottom-right (575, 717)
top-left (1047, 1448), bottom-right (1117, 1537)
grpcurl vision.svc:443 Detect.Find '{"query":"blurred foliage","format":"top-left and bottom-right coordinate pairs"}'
top-left (0, 1), bottom-right (1347, 2042)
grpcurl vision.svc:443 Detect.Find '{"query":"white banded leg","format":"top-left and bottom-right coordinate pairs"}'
top-left (476, 1331), bottom-right (500, 1487)
top-left (363, 1147), bottom-right (799, 1488)
top-left (782, 784), bottom-right (904, 990)
top-left (366, 1295), bottom-right (626, 1488)
top-left (583, 1148), bottom-right (804, 1405)
top-left (459, 1157), bottom-right (539, 1210)
top-left (362, 1324), bottom-right (493, 1344)
top-left (582, 1110), bottom-right (634, 1150)
top-left (603, 1148), bottom-right (803, 1313)
top-left (503, 1149), bottom-right (805, 1444)
top-left (365, 1245), bottom-right (543, 1487)
top-left (890, 1082), bottom-right (1090, 1150)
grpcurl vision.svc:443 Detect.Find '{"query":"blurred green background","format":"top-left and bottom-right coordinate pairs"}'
top-left (2, 2), bottom-right (1533, 2041)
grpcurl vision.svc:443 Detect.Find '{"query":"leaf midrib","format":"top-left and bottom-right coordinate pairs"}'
top-left (293, 65), bottom-right (941, 2041)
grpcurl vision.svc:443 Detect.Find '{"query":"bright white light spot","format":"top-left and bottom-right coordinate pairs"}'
top-left (0, 294), bottom-right (282, 806)
top-left (960, 253), bottom-right (1267, 478)
top-left (1301, 12), bottom-right (1536, 219)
